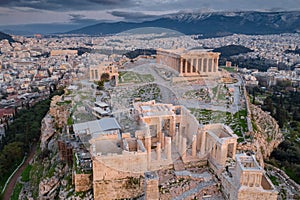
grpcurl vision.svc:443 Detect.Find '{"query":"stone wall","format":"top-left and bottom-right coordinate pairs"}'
top-left (237, 189), bottom-right (277, 200)
top-left (145, 172), bottom-right (159, 200)
top-left (93, 156), bottom-right (145, 181)
top-left (93, 177), bottom-right (144, 199)
top-left (74, 173), bottom-right (92, 192)
top-left (180, 106), bottom-right (199, 141)
top-left (220, 174), bottom-right (238, 200)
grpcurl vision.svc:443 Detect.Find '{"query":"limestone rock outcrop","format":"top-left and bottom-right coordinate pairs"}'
top-left (39, 176), bottom-right (60, 198)
top-left (250, 104), bottom-right (283, 158)
top-left (49, 95), bottom-right (70, 129)
top-left (40, 114), bottom-right (56, 151)
top-left (237, 104), bottom-right (283, 166)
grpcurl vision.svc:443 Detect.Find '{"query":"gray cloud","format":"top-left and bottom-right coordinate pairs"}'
top-left (109, 11), bottom-right (160, 21)
top-left (134, 0), bottom-right (300, 12)
top-left (0, 0), bottom-right (135, 11)
top-left (69, 14), bottom-right (100, 24)
top-left (1, 0), bottom-right (298, 13)
top-left (1, 0), bottom-right (300, 26)
top-left (88, 0), bottom-right (130, 5)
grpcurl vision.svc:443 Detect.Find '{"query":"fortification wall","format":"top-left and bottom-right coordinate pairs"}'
top-left (94, 177), bottom-right (144, 200)
top-left (93, 153), bottom-right (146, 181)
top-left (74, 173), bottom-right (92, 192)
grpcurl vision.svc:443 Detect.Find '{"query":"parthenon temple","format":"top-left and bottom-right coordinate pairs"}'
top-left (156, 48), bottom-right (220, 76)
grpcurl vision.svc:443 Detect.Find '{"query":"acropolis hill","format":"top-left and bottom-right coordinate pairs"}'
top-left (16, 46), bottom-right (299, 200)
top-left (68, 48), bottom-right (281, 199)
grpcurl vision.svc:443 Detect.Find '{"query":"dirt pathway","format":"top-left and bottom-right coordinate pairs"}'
top-left (3, 144), bottom-right (37, 200)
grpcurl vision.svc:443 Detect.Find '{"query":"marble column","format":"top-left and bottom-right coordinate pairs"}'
top-left (180, 58), bottom-right (183, 75)
top-left (200, 131), bottom-right (206, 154)
top-left (176, 128), bottom-right (179, 147)
top-left (157, 118), bottom-right (162, 146)
top-left (190, 58), bottom-right (193, 73)
top-left (145, 134), bottom-right (152, 170)
top-left (213, 58), bottom-right (217, 72)
top-left (232, 142), bottom-right (237, 159)
top-left (185, 59), bottom-right (188, 74)
top-left (182, 137), bottom-right (187, 160)
top-left (165, 137), bottom-right (172, 160)
top-left (178, 133), bottom-right (182, 153)
top-left (169, 117), bottom-right (175, 138)
top-left (156, 142), bottom-right (161, 161)
top-left (161, 132), bottom-right (165, 149)
top-left (192, 134), bottom-right (197, 157)
top-left (172, 57), bottom-right (175, 70)
top-left (220, 145), bottom-right (226, 166)
top-left (186, 59), bottom-right (189, 73)
top-left (208, 58), bottom-right (212, 72)
top-left (196, 58), bottom-right (199, 73)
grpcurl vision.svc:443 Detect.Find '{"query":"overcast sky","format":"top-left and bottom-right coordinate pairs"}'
top-left (0, 0), bottom-right (300, 25)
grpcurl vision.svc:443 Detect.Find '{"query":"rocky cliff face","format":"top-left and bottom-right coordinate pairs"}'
top-left (40, 114), bottom-right (56, 151)
top-left (237, 104), bottom-right (283, 166)
top-left (250, 104), bottom-right (283, 158)
top-left (19, 94), bottom-right (93, 200)
top-left (49, 95), bottom-right (71, 130)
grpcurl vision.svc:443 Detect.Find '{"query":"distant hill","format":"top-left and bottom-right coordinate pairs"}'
top-left (0, 31), bottom-right (14, 42)
top-left (213, 45), bottom-right (253, 66)
top-left (213, 45), bottom-right (288, 71)
top-left (67, 11), bottom-right (300, 37)
top-left (213, 45), bottom-right (253, 58)
top-left (124, 49), bottom-right (156, 59)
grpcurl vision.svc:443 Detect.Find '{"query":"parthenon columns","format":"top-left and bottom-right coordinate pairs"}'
top-left (180, 58), bottom-right (183, 75)
top-left (156, 49), bottom-right (220, 76)
top-left (179, 56), bottom-right (219, 76)
top-left (181, 57), bottom-right (210, 75)
top-left (185, 59), bottom-right (188, 74)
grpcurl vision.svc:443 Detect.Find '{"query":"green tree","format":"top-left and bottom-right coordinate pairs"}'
top-left (274, 105), bottom-right (288, 128)
top-left (263, 96), bottom-right (274, 115)
top-left (0, 142), bottom-right (24, 177)
top-left (101, 73), bottom-right (110, 82)
top-left (94, 80), bottom-right (105, 90)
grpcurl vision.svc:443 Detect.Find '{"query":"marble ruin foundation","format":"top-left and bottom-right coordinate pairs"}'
top-left (72, 100), bottom-right (278, 199)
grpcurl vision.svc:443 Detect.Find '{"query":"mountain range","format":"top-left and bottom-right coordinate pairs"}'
top-left (67, 11), bottom-right (300, 37)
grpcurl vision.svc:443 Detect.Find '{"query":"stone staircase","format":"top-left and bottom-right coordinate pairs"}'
top-left (172, 180), bottom-right (216, 200)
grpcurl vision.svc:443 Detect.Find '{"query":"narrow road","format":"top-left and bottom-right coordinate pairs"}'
top-left (3, 144), bottom-right (37, 200)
